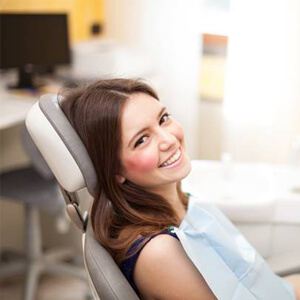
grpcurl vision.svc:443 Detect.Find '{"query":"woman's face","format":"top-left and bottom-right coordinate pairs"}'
top-left (119, 93), bottom-right (191, 191)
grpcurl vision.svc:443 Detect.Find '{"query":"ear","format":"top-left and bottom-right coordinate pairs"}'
top-left (116, 175), bottom-right (126, 184)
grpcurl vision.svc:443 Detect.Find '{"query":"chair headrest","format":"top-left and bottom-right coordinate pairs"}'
top-left (26, 94), bottom-right (97, 197)
top-left (21, 126), bottom-right (54, 180)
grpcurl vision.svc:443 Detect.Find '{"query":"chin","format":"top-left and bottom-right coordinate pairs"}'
top-left (180, 156), bottom-right (192, 179)
top-left (171, 154), bottom-right (191, 182)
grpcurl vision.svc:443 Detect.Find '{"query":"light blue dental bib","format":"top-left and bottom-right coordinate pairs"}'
top-left (172, 195), bottom-right (295, 300)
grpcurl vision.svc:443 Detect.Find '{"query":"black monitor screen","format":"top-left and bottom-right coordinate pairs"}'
top-left (0, 13), bottom-right (70, 69)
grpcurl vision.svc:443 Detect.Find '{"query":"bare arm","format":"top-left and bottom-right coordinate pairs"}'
top-left (133, 234), bottom-right (217, 300)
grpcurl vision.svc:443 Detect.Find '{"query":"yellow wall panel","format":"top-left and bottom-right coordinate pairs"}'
top-left (0, 0), bottom-right (104, 43)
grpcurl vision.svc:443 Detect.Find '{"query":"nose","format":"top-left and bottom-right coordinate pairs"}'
top-left (158, 129), bottom-right (177, 152)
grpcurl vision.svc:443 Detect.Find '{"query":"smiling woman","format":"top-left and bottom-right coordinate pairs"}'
top-left (60, 79), bottom-right (191, 262)
top-left (60, 78), bottom-right (300, 300)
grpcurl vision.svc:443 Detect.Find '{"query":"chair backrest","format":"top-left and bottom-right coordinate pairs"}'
top-left (25, 94), bottom-right (140, 300)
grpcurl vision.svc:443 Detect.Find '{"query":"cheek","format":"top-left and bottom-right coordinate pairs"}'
top-left (172, 121), bottom-right (185, 141)
top-left (125, 152), bottom-right (158, 173)
top-left (177, 127), bottom-right (184, 140)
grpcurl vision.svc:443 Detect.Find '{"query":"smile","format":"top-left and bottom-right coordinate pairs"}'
top-left (159, 148), bottom-right (182, 168)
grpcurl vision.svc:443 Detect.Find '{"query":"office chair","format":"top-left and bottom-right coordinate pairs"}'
top-left (0, 127), bottom-right (86, 300)
top-left (25, 94), bottom-right (140, 300)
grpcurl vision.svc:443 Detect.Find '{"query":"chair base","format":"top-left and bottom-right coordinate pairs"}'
top-left (0, 247), bottom-right (87, 300)
top-left (0, 205), bottom-right (87, 300)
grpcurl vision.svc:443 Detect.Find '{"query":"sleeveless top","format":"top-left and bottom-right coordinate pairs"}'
top-left (120, 227), bottom-right (179, 295)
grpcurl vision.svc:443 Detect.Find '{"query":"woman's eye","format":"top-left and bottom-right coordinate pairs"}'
top-left (159, 113), bottom-right (170, 125)
top-left (134, 135), bottom-right (148, 148)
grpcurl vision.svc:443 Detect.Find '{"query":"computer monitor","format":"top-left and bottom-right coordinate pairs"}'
top-left (0, 13), bottom-right (71, 89)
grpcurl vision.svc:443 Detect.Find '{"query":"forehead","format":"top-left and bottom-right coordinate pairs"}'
top-left (121, 93), bottom-right (163, 139)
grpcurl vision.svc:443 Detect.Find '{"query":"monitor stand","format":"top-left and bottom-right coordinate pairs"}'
top-left (8, 65), bottom-right (41, 90)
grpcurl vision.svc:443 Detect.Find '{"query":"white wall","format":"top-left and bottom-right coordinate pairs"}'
top-left (104, 0), bottom-right (203, 158)
top-left (223, 0), bottom-right (300, 163)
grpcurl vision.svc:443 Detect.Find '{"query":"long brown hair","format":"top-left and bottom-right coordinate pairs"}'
top-left (60, 79), bottom-right (187, 263)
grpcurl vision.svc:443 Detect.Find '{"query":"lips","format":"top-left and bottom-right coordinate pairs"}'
top-left (159, 148), bottom-right (182, 168)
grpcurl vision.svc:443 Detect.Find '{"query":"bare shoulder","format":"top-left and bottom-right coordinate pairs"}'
top-left (284, 274), bottom-right (300, 300)
top-left (134, 234), bottom-right (216, 300)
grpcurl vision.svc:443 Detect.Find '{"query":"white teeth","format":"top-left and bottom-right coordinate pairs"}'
top-left (160, 149), bottom-right (181, 167)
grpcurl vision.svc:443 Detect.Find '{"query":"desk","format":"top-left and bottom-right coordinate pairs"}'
top-left (0, 92), bottom-right (37, 130)
top-left (0, 72), bottom-right (63, 130)
top-left (0, 84), bottom-right (39, 172)
top-left (0, 74), bottom-right (62, 170)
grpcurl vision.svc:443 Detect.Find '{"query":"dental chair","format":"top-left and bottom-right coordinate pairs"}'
top-left (25, 94), bottom-right (140, 300)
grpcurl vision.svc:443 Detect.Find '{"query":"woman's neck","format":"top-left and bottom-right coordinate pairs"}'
top-left (147, 183), bottom-right (187, 220)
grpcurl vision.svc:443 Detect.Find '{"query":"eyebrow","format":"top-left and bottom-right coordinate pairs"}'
top-left (128, 106), bottom-right (166, 147)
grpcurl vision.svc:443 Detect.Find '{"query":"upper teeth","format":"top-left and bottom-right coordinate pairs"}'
top-left (160, 149), bottom-right (181, 167)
